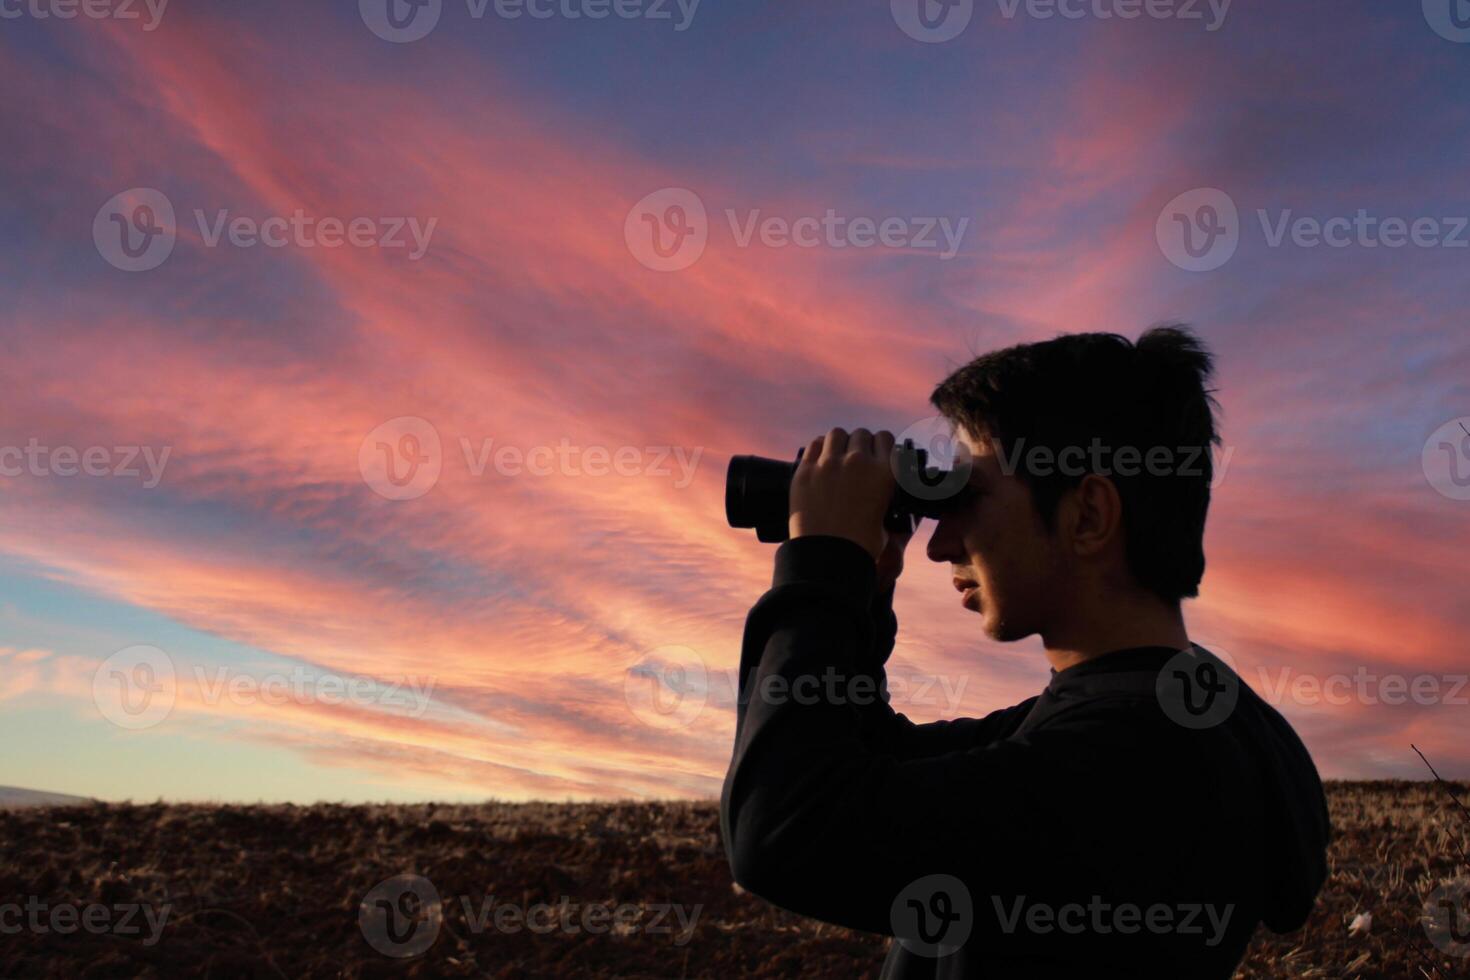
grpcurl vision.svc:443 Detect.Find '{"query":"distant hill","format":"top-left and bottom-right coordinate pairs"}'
top-left (0, 786), bottom-right (93, 808)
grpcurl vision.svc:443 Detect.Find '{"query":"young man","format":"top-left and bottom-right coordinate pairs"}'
top-left (720, 326), bottom-right (1330, 978)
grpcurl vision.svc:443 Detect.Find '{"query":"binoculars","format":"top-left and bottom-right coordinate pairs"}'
top-left (724, 439), bottom-right (958, 543)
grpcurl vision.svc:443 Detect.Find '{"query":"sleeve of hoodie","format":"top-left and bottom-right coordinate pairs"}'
top-left (719, 534), bottom-right (1066, 935)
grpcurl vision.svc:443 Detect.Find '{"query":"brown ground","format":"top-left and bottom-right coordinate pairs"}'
top-left (1, 781), bottom-right (1466, 978)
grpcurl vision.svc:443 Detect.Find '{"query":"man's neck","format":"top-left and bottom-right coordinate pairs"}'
top-left (1041, 593), bottom-right (1190, 673)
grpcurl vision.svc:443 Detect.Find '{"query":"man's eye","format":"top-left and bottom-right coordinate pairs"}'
top-left (938, 485), bottom-right (980, 513)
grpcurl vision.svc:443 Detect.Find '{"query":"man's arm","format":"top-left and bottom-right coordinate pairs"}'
top-left (719, 533), bottom-right (1069, 936)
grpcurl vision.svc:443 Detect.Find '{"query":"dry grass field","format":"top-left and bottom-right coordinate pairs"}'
top-left (1, 781), bottom-right (1466, 978)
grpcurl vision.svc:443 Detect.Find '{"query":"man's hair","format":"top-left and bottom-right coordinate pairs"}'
top-left (930, 324), bottom-right (1221, 603)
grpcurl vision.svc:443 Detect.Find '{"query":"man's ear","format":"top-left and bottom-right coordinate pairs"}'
top-left (1065, 474), bottom-right (1123, 558)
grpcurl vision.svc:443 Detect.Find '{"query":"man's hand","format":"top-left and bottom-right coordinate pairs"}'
top-left (789, 428), bottom-right (897, 562)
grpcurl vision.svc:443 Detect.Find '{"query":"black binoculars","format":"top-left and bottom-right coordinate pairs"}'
top-left (724, 439), bottom-right (959, 543)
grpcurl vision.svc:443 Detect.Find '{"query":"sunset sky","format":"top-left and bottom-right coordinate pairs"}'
top-left (1, 0), bottom-right (1466, 803)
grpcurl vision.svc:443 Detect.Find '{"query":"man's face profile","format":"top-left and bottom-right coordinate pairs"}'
top-left (926, 426), bottom-right (1061, 643)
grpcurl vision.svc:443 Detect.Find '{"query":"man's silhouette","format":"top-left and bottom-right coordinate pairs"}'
top-left (720, 326), bottom-right (1330, 978)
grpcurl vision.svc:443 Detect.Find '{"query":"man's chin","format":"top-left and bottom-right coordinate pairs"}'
top-left (981, 612), bottom-right (1028, 643)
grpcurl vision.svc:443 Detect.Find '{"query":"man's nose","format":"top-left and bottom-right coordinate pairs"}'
top-left (926, 516), bottom-right (962, 564)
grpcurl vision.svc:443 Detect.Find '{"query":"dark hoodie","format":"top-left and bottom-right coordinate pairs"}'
top-left (720, 536), bottom-right (1330, 979)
